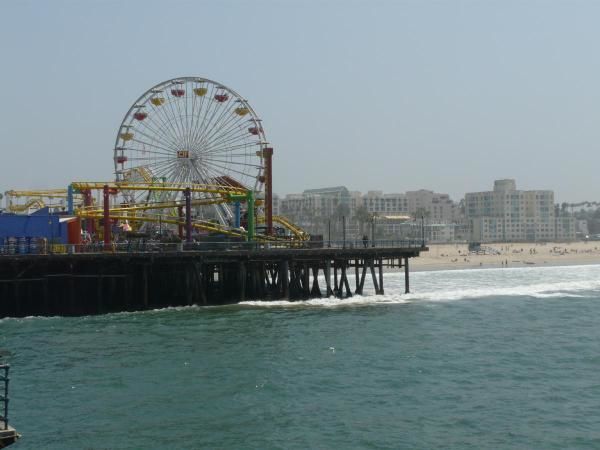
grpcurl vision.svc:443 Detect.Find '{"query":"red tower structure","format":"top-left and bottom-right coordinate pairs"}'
top-left (262, 147), bottom-right (274, 235)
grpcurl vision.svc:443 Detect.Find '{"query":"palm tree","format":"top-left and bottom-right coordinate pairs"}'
top-left (354, 205), bottom-right (372, 234)
top-left (412, 207), bottom-right (431, 220)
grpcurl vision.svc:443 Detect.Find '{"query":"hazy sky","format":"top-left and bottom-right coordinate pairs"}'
top-left (1, 0), bottom-right (599, 202)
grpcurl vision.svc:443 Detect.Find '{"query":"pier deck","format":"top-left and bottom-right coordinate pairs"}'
top-left (0, 244), bottom-right (426, 317)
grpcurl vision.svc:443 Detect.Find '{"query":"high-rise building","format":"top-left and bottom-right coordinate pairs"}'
top-left (465, 179), bottom-right (575, 242)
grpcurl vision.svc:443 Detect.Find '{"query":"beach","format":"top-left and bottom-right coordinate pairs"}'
top-left (411, 241), bottom-right (600, 271)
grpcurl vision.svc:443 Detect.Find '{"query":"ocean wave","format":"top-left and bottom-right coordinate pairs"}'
top-left (239, 295), bottom-right (409, 308)
top-left (241, 265), bottom-right (600, 307)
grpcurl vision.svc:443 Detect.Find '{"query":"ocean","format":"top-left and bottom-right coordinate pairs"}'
top-left (2, 264), bottom-right (600, 449)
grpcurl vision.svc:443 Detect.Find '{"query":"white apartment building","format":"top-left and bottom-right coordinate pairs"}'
top-left (272, 193), bottom-right (281, 217)
top-left (363, 191), bottom-right (409, 215)
top-left (279, 186), bottom-right (356, 236)
top-left (406, 190), bottom-right (457, 223)
top-left (466, 179), bottom-right (575, 242)
top-left (362, 189), bottom-right (456, 223)
top-left (278, 186), bottom-right (459, 239)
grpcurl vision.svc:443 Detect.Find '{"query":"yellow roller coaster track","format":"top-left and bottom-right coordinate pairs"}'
top-left (77, 197), bottom-right (228, 214)
top-left (6, 199), bottom-right (47, 212)
top-left (77, 210), bottom-right (287, 242)
top-left (77, 211), bottom-right (247, 238)
top-left (257, 215), bottom-right (310, 241)
top-left (4, 189), bottom-right (86, 213)
top-left (5, 189), bottom-right (70, 198)
top-left (71, 181), bottom-right (249, 196)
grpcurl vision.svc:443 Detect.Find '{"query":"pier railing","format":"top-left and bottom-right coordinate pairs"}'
top-left (0, 364), bottom-right (8, 430)
top-left (1, 238), bottom-right (426, 256)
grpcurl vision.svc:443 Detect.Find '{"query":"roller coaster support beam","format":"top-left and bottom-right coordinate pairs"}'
top-left (103, 184), bottom-right (111, 251)
top-left (234, 202), bottom-right (241, 228)
top-left (185, 187), bottom-right (192, 243)
top-left (83, 189), bottom-right (94, 236)
top-left (67, 184), bottom-right (74, 215)
top-left (247, 190), bottom-right (255, 242)
top-left (178, 206), bottom-right (184, 239)
top-left (263, 147), bottom-right (274, 235)
top-left (229, 192), bottom-right (255, 241)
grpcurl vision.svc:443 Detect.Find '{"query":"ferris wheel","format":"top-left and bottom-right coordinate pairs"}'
top-left (113, 77), bottom-right (267, 225)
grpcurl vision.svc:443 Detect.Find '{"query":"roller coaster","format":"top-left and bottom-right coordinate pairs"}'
top-left (3, 182), bottom-right (308, 242)
top-left (69, 181), bottom-right (308, 242)
top-left (3, 189), bottom-right (84, 213)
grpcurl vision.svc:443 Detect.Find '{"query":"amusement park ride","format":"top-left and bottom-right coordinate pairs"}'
top-left (3, 77), bottom-right (308, 246)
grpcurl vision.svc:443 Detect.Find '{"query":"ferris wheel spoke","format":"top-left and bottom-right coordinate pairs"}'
top-left (128, 158), bottom-right (179, 176)
top-left (187, 82), bottom-right (215, 147)
top-left (202, 135), bottom-right (256, 157)
top-left (203, 159), bottom-right (258, 180)
top-left (129, 127), bottom-right (178, 154)
top-left (123, 157), bottom-right (174, 163)
top-left (176, 91), bottom-right (189, 149)
top-left (205, 151), bottom-right (256, 158)
top-left (185, 88), bottom-right (201, 150)
top-left (202, 159), bottom-right (262, 170)
top-left (139, 105), bottom-right (178, 147)
top-left (172, 91), bottom-right (189, 147)
top-left (146, 99), bottom-right (182, 145)
top-left (124, 147), bottom-right (173, 160)
top-left (172, 165), bottom-right (190, 186)
top-left (122, 160), bottom-right (176, 172)
top-left (138, 114), bottom-right (182, 151)
top-left (191, 83), bottom-right (225, 148)
top-left (200, 116), bottom-right (252, 148)
top-left (128, 139), bottom-right (178, 155)
top-left (162, 87), bottom-right (185, 141)
top-left (202, 144), bottom-right (256, 159)
top-left (188, 82), bottom-right (207, 150)
top-left (152, 161), bottom-right (182, 183)
top-left (165, 90), bottom-right (188, 144)
top-left (196, 104), bottom-right (239, 146)
top-left (197, 142), bottom-right (253, 159)
top-left (196, 165), bottom-right (217, 185)
top-left (193, 161), bottom-right (226, 185)
top-left (121, 146), bottom-right (174, 158)
top-left (160, 102), bottom-right (186, 148)
top-left (198, 107), bottom-right (246, 149)
top-left (189, 164), bottom-right (230, 222)
top-left (194, 85), bottom-right (235, 147)
top-left (196, 107), bottom-right (237, 150)
top-left (150, 96), bottom-right (186, 147)
top-left (202, 130), bottom-right (253, 155)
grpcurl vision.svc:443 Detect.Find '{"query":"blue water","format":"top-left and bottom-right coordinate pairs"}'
top-left (2, 265), bottom-right (600, 449)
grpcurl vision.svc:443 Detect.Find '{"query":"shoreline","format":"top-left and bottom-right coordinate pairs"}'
top-left (407, 242), bottom-right (600, 273)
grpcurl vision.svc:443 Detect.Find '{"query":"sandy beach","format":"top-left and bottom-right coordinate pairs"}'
top-left (410, 242), bottom-right (600, 272)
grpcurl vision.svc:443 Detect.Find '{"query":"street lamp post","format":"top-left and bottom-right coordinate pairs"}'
top-left (342, 216), bottom-right (346, 249)
top-left (371, 216), bottom-right (375, 247)
top-left (421, 215), bottom-right (425, 247)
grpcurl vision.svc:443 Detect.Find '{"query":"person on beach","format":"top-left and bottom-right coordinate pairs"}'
top-left (362, 234), bottom-right (369, 248)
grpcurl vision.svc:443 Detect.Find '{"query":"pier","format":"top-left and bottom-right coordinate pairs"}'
top-left (0, 242), bottom-right (425, 317)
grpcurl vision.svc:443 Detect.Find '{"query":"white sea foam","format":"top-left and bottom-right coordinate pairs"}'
top-left (239, 294), bottom-right (409, 308)
top-left (240, 264), bottom-right (600, 308)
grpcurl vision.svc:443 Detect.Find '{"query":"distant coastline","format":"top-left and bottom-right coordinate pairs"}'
top-left (409, 242), bottom-right (600, 273)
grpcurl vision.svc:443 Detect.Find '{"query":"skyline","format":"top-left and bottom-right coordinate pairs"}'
top-left (1, 0), bottom-right (599, 203)
top-left (270, 178), bottom-right (576, 205)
